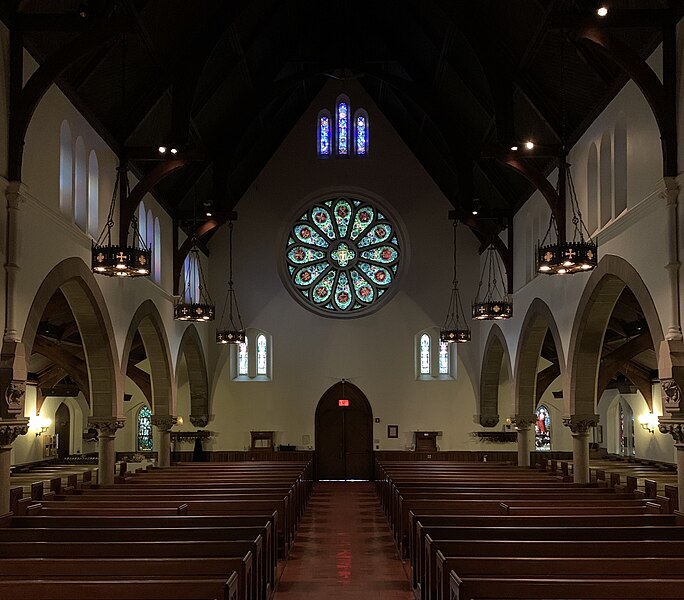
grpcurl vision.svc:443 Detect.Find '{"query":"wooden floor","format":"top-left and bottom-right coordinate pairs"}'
top-left (274, 482), bottom-right (413, 599)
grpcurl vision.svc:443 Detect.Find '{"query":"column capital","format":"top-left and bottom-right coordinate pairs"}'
top-left (190, 414), bottom-right (210, 428)
top-left (562, 414), bottom-right (598, 435)
top-left (152, 415), bottom-right (177, 432)
top-left (660, 378), bottom-right (683, 416)
top-left (512, 414), bottom-right (536, 430)
top-left (88, 417), bottom-right (125, 436)
top-left (0, 418), bottom-right (29, 446)
top-left (658, 420), bottom-right (684, 444)
top-left (660, 176), bottom-right (679, 205)
top-left (4, 180), bottom-right (29, 209)
top-left (1, 379), bottom-right (26, 420)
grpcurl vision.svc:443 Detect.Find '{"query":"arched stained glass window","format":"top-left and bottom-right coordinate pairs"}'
top-left (59, 120), bottom-right (73, 218)
top-left (354, 109), bottom-right (369, 156)
top-left (438, 340), bottom-right (449, 374)
top-left (420, 334), bottom-right (430, 375)
top-left (184, 253), bottom-right (200, 303)
top-left (238, 340), bottom-right (248, 376)
top-left (138, 202), bottom-right (147, 249)
top-left (336, 97), bottom-right (350, 156)
top-left (74, 137), bottom-right (87, 231)
top-left (318, 110), bottom-right (332, 158)
top-left (137, 405), bottom-right (153, 451)
top-left (154, 218), bottom-right (161, 283)
top-left (87, 150), bottom-right (99, 237)
top-left (285, 196), bottom-right (402, 316)
top-left (535, 405), bottom-right (551, 451)
top-left (257, 334), bottom-right (267, 375)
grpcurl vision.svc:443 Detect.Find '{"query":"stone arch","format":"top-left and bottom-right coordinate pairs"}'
top-left (176, 325), bottom-right (210, 427)
top-left (479, 325), bottom-right (513, 427)
top-left (566, 254), bottom-right (663, 419)
top-left (121, 300), bottom-right (175, 418)
top-left (20, 257), bottom-right (121, 418)
top-left (514, 298), bottom-right (566, 420)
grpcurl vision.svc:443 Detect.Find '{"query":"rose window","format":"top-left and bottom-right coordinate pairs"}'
top-left (285, 197), bottom-right (401, 316)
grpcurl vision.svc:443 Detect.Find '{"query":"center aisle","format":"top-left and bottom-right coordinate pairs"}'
top-left (274, 482), bottom-right (414, 599)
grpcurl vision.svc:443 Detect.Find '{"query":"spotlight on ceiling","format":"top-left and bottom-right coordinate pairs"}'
top-left (170, 148), bottom-right (178, 154)
top-left (206, 212), bottom-right (212, 217)
top-left (510, 145), bottom-right (518, 151)
top-left (158, 146), bottom-right (167, 154)
top-left (597, 6), bottom-right (608, 17)
top-left (525, 141), bottom-right (535, 150)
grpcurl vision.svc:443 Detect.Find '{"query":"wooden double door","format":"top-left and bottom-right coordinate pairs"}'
top-left (315, 381), bottom-right (373, 480)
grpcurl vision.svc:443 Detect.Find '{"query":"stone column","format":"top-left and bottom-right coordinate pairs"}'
top-left (3, 182), bottom-right (27, 343)
top-left (662, 178), bottom-right (682, 341)
top-left (0, 420), bottom-right (28, 514)
top-left (89, 417), bottom-right (124, 485)
top-left (563, 415), bottom-right (598, 484)
top-left (152, 415), bottom-right (177, 468)
top-left (513, 415), bottom-right (535, 468)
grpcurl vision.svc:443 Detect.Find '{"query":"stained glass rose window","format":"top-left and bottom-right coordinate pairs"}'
top-left (285, 197), bottom-right (401, 316)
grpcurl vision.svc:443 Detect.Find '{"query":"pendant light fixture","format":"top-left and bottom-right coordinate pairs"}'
top-left (472, 242), bottom-right (512, 320)
top-left (216, 221), bottom-right (246, 344)
top-left (91, 34), bottom-right (150, 278)
top-left (92, 164), bottom-right (151, 277)
top-left (440, 221), bottom-right (471, 343)
top-left (536, 26), bottom-right (597, 275)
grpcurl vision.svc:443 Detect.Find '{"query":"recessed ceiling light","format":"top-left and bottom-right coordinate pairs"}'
top-left (510, 145), bottom-right (518, 151)
top-left (158, 146), bottom-right (167, 154)
top-left (597, 6), bottom-right (608, 17)
top-left (525, 141), bottom-right (535, 150)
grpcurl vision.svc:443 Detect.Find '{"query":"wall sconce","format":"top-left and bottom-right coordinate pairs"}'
top-left (176, 416), bottom-right (184, 426)
top-left (639, 413), bottom-right (659, 434)
top-left (29, 415), bottom-right (52, 436)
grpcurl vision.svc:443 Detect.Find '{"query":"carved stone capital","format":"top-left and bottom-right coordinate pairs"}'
top-left (0, 419), bottom-right (29, 446)
top-left (5, 181), bottom-right (29, 210)
top-left (661, 378), bottom-right (682, 415)
top-left (478, 414), bottom-right (499, 428)
top-left (512, 414), bottom-right (536, 430)
top-left (190, 414), bottom-right (210, 428)
top-left (88, 417), bottom-right (125, 436)
top-left (660, 176), bottom-right (679, 205)
top-left (658, 421), bottom-right (684, 444)
top-left (2, 380), bottom-right (25, 419)
top-left (152, 415), bottom-right (177, 432)
top-left (562, 414), bottom-right (598, 435)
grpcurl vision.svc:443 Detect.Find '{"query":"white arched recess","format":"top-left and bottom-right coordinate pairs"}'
top-left (478, 325), bottom-right (513, 429)
top-left (20, 257), bottom-right (123, 483)
top-left (175, 325), bottom-right (210, 428)
top-left (565, 254), bottom-right (664, 482)
top-left (120, 300), bottom-right (176, 467)
top-left (513, 299), bottom-right (566, 466)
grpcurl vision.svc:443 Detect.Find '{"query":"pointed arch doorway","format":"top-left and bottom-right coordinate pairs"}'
top-left (315, 381), bottom-right (373, 480)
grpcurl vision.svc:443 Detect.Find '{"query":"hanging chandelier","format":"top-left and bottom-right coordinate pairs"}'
top-left (92, 165), bottom-right (151, 277)
top-left (472, 242), bottom-right (512, 320)
top-left (440, 221), bottom-right (471, 343)
top-left (174, 240), bottom-right (215, 322)
top-left (536, 156), bottom-right (597, 274)
top-left (216, 221), bottom-right (246, 344)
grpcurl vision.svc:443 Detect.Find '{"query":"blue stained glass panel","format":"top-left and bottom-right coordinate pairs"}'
top-left (334, 272), bottom-right (352, 310)
top-left (319, 115), bottom-right (331, 157)
top-left (360, 246), bottom-right (399, 264)
top-left (350, 270), bottom-right (374, 303)
top-left (334, 200), bottom-right (352, 238)
top-left (337, 102), bottom-right (349, 155)
top-left (294, 224), bottom-right (329, 248)
top-left (294, 263), bottom-right (330, 286)
top-left (355, 115), bottom-right (368, 155)
top-left (288, 246), bottom-right (325, 264)
top-left (358, 223), bottom-right (392, 247)
top-left (312, 207), bottom-right (336, 239)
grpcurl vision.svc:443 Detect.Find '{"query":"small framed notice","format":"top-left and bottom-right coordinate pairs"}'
top-left (387, 425), bottom-right (399, 438)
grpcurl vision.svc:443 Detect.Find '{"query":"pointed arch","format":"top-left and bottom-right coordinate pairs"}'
top-left (20, 257), bottom-right (121, 418)
top-left (514, 298), bottom-right (566, 419)
top-left (121, 300), bottom-right (175, 417)
top-left (176, 325), bottom-right (209, 426)
top-left (479, 325), bottom-right (512, 427)
top-left (566, 255), bottom-right (663, 417)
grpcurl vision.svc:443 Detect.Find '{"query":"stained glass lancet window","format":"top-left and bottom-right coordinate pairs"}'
top-left (238, 340), bottom-right (248, 376)
top-left (336, 97), bottom-right (350, 156)
top-left (420, 334), bottom-right (430, 375)
top-left (535, 405), bottom-right (551, 451)
top-left (137, 405), bottom-right (153, 451)
top-left (318, 110), bottom-right (331, 158)
top-left (439, 340), bottom-right (449, 374)
top-left (285, 196), bottom-right (401, 316)
top-left (354, 109), bottom-right (369, 156)
top-left (257, 334), bottom-right (267, 375)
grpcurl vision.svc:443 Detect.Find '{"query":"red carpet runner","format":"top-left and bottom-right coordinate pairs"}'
top-left (274, 482), bottom-right (414, 599)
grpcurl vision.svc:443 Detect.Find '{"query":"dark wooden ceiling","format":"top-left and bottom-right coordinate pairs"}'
top-left (3, 0), bottom-right (676, 236)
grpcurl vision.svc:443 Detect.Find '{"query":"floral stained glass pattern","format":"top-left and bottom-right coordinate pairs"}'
top-left (285, 197), bottom-right (401, 316)
top-left (137, 405), bottom-right (153, 451)
top-left (355, 114), bottom-right (368, 155)
top-left (337, 102), bottom-right (349, 156)
top-left (319, 114), bottom-right (331, 157)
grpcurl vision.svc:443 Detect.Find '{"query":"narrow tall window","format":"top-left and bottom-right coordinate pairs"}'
top-left (619, 402), bottom-right (625, 455)
top-left (318, 110), bottom-right (332, 158)
top-left (587, 143), bottom-right (598, 234)
top-left (257, 334), bottom-right (267, 375)
top-left (420, 334), bottom-right (430, 375)
top-left (354, 109), bottom-right (369, 156)
top-left (138, 202), bottom-right (147, 248)
top-left (238, 340), bottom-right (249, 376)
top-left (154, 217), bottom-right (161, 283)
top-left (336, 97), bottom-right (350, 156)
top-left (59, 120), bottom-right (73, 218)
top-left (87, 150), bottom-right (99, 237)
top-left (74, 137), bottom-right (87, 231)
top-left (438, 341), bottom-right (449, 374)
top-left (137, 405), bottom-right (153, 451)
top-left (535, 405), bottom-right (551, 451)
top-left (184, 254), bottom-right (200, 303)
